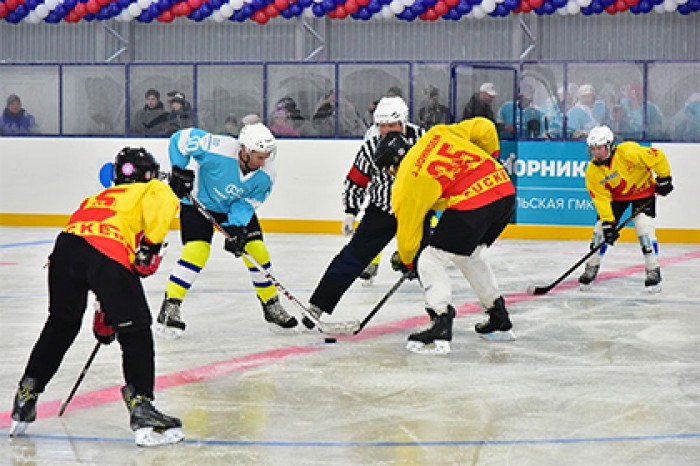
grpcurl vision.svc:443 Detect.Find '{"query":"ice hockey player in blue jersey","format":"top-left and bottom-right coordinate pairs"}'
top-left (157, 123), bottom-right (299, 336)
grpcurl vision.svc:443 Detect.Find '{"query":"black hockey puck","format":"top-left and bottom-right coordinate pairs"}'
top-left (324, 337), bottom-right (337, 344)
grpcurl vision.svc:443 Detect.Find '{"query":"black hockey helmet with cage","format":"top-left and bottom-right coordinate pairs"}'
top-left (113, 147), bottom-right (160, 185)
top-left (373, 131), bottom-right (411, 169)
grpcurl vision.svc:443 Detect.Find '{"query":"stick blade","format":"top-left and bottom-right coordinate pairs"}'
top-left (526, 285), bottom-right (550, 296)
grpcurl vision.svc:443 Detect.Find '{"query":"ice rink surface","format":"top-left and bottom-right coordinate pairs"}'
top-left (1, 226), bottom-right (698, 465)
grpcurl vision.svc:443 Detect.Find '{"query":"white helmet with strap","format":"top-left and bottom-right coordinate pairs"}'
top-left (586, 125), bottom-right (615, 165)
top-left (373, 96), bottom-right (409, 127)
top-left (238, 123), bottom-right (276, 154)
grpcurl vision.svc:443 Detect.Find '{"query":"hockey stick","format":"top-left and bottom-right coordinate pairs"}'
top-left (58, 341), bottom-right (101, 416)
top-left (353, 273), bottom-right (408, 335)
top-left (185, 193), bottom-right (360, 336)
top-left (526, 198), bottom-right (654, 296)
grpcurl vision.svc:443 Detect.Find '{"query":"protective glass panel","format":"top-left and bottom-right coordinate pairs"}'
top-left (62, 65), bottom-right (125, 135)
top-left (649, 62), bottom-right (700, 142)
top-left (338, 63), bottom-right (409, 137)
top-left (267, 64), bottom-right (335, 138)
top-left (566, 62), bottom-right (645, 141)
top-left (0, 65), bottom-right (59, 135)
top-left (413, 63), bottom-right (451, 130)
top-left (196, 64), bottom-right (264, 137)
top-left (128, 65), bottom-right (195, 137)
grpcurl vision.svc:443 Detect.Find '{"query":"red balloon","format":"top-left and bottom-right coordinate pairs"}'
top-left (65, 11), bottom-right (80, 22)
top-left (520, 1), bottom-right (532, 12)
top-left (97, 0), bottom-right (110, 6)
top-left (188, 0), bottom-right (202, 8)
top-left (5, 0), bottom-right (19, 10)
top-left (274, 0), bottom-right (289, 9)
top-left (624, 0), bottom-right (640, 5)
top-left (529, 0), bottom-right (543, 8)
top-left (512, 6), bottom-right (521, 13)
top-left (0, 4), bottom-right (7, 18)
top-left (87, 0), bottom-right (101, 14)
top-left (345, 0), bottom-right (358, 13)
top-left (356, 0), bottom-right (369, 6)
top-left (175, 3), bottom-right (192, 15)
top-left (421, 8), bottom-right (438, 20)
top-left (445, 0), bottom-right (459, 6)
top-left (335, 5), bottom-right (346, 16)
top-left (157, 10), bottom-right (175, 22)
top-left (264, 4), bottom-right (279, 16)
top-left (604, 3), bottom-right (617, 12)
top-left (434, 1), bottom-right (449, 15)
top-left (327, 9), bottom-right (337, 17)
top-left (74, 3), bottom-right (87, 16)
top-left (252, 10), bottom-right (269, 23)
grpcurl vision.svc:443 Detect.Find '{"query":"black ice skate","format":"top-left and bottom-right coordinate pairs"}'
top-left (360, 263), bottom-right (379, 287)
top-left (261, 295), bottom-right (298, 331)
top-left (156, 296), bottom-right (185, 339)
top-left (405, 306), bottom-right (454, 355)
top-left (578, 264), bottom-right (600, 290)
top-left (121, 384), bottom-right (184, 447)
top-left (475, 297), bottom-right (516, 341)
top-left (644, 267), bottom-right (662, 293)
top-left (9, 377), bottom-right (39, 437)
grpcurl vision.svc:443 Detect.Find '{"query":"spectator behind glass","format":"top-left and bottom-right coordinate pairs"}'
top-left (671, 93), bottom-right (700, 141)
top-left (275, 96), bottom-right (315, 136)
top-left (220, 113), bottom-right (239, 136)
top-left (312, 89), bottom-right (367, 137)
top-left (269, 107), bottom-right (300, 137)
top-left (566, 84), bottom-right (608, 140)
top-left (617, 84), bottom-right (666, 140)
top-left (1, 94), bottom-right (39, 135)
top-left (131, 89), bottom-right (169, 136)
top-left (497, 84), bottom-right (543, 139)
top-left (541, 83), bottom-right (578, 139)
top-left (462, 82), bottom-right (498, 125)
top-left (418, 85), bottom-right (449, 130)
top-left (165, 91), bottom-right (195, 135)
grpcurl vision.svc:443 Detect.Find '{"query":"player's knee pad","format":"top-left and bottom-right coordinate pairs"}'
top-left (243, 239), bottom-right (270, 266)
top-left (451, 246), bottom-right (500, 307)
top-left (418, 246), bottom-right (454, 312)
top-left (634, 213), bottom-right (657, 255)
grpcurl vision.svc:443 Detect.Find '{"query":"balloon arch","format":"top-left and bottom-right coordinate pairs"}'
top-left (1, 0), bottom-right (698, 24)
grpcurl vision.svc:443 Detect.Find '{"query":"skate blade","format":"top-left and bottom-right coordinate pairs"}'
top-left (156, 324), bottom-right (184, 339)
top-left (405, 340), bottom-right (451, 355)
top-left (267, 322), bottom-right (301, 335)
top-left (478, 330), bottom-right (516, 342)
top-left (9, 420), bottom-right (30, 437)
top-left (360, 277), bottom-right (375, 287)
top-left (578, 283), bottom-right (594, 291)
top-left (645, 284), bottom-right (662, 294)
top-left (135, 427), bottom-right (184, 447)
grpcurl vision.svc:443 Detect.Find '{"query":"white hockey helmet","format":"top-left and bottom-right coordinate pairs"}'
top-left (238, 123), bottom-right (276, 154)
top-left (373, 96), bottom-right (409, 127)
top-left (586, 125), bottom-right (615, 165)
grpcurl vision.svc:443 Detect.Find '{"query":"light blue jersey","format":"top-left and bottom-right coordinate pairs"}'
top-left (169, 128), bottom-right (276, 228)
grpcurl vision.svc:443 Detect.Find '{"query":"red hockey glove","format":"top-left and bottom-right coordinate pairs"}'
top-left (132, 238), bottom-right (163, 277)
top-left (93, 307), bottom-right (116, 345)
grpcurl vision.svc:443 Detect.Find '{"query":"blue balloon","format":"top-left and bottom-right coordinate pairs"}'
top-left (312, 3), bottom-right (325, 16)
top-left (423, 0), bottom-right (437, 6)
top-left (241, 3), bottom-right (254, 16)
top-left (504, 0), bottom-right (518, 9)
top-left (83, 12), bottom-right (95, 20)
top-left (638, 0), bottom-right (652, 12)
top-left (25, 0), bottom-right (39, 9)
top-left (650, 0), bottom-right (663, 5)
top-left (447, 8), bottom-right (462, 19)
top-left (290, 3), bottom-right (303, 14)
top-left (252, 0), bottom-right (265, 9)
top-left (209, 0), bottom-right (222, 7)
top-left (231, 10), bottom-right (245, 20)
top-left (543, 1), bottom-right (556, 13)
top-left (367, 0), bottom-right (382, 12)
top-left (14, 4), bottom-right (29, 17)
top-left (200, 3), bottom-right (213, 15)
top-left (299, 0), bottom-right (313, 7)
top-left (591, 0), bottom-right (604, 13)
top-left (457, 0), bottom-right (471, 13)
top-left (63, 0), bottom-right (77, 9)
top-left (118, 0), bottom-right (131, 7)
top-left (410, 2), bottom-right (426, 14)
top-left (157, 0), bottom-right (172, 9)
top-left (580, 5), bottom-right (592, 14)
top-left (322, 0), bottom-right (335, 12)
top-left (469, 0), bottom-right (482, 5)
top-left (359, 7), bottom-right (372, 19)
top-left (107, 3), bottom-right (121, 15)
top-left (281, 8), bottom-right (293, 17)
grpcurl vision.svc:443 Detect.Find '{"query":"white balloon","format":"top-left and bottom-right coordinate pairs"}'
top-left (303, 6), bottom-right (315, 17)
top-left (127, 3), bottom-right (143, 16)
top-left (577, 0), bottom-right (592, 7)
top-left (401, 0), bottom-right (414, 6)
top-left (481, 0), bottom-right (496, 13)
top-left (663, 0), bottom-right (677, 11)
top-left (676, 0), bottom-right (688, 5)
top-left (566, 2), bottom-right (581, 13)
top-left (380, 5), bottom-right (394, 18)
top-left (44, 0), bottom-right (59, 10)
top-left (471, 5), bottom-right (486, 17)
top-left (211, 10), bottom-right (224, 21)
top-left (26, 11), bottom-right (42, 23)
top-left (35, 4), bottom-right (49, 18)
top-left (653, 3), bottom-right (665, 12)
top-left (118, 9), bottom-right (133, 21)
top-left (137, 0), bottom-right (151, 9)
top-left (243, 0), bottom-right (254, 3)
top-left (390, 0), bottom-right (404, 13)
top-left (230, 0), bottom-right (244, 9)
top-left (220, 3), bottom-right (235, 16)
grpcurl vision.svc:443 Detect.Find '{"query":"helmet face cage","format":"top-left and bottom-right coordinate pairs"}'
top-left (586, 126), bottom-right (615, 164)
top-left (238, 123), bottom-right (277, 157)
top-left (113, 147), bottom-right (160, 185)
top-left (373, 96), bottom-right (409, 127)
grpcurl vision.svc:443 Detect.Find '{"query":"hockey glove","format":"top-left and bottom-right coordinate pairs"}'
top-left (93, 306), bottom-right (116, 345)
top-left (655, 176), bottom-right (673, 196)
top-left (169, 166), bottom-right (195, 199)
top-left (601, 221), bottom-right (619, 245)
top-left (390, 251), bottom-right (417, 280)
top-left (132, 238), bottom-right (163, 277)
top-left (342, 214), bottom-right (356, 237)
top-left (224, 225), bottom-right (248, 257)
